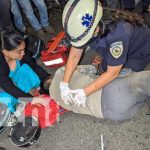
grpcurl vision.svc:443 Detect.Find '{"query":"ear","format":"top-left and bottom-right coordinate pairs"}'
top-left (95, 26), bottom-right (100, 33)
top-left (93, 26), bottom-right (100, 37)
top-left (2, 49), bottom-right (9, 56)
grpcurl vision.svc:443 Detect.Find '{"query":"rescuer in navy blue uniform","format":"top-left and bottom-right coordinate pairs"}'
top-left (50, 0), bottom-right (150, 121)
top-left (89, 19), bottom-right (150, 72)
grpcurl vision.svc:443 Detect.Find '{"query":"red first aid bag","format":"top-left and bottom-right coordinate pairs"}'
top-left (24, 95), bottom-right (68, 128)
top-left (40, 31), bottom-right (70, 68)
top-left (41, 46), bottom-right (68, 68)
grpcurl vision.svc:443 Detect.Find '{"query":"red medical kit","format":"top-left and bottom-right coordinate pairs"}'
top-left (40, 31), bottom-right (70, 68)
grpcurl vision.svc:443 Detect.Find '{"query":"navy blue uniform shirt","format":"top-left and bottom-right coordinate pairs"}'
top-left (89, 21), bottom-right (150, 72)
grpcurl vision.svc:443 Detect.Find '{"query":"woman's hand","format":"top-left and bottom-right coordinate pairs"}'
top-left (92, 55), bottom-right (102, 65)
top-left (31, 96), bottom-right (48, 106)
top-left (70, 89), bottom-right (87, 107)
top-left (29, 88), bottom-right (39, 96)
top-left (43, 75), bottom-right (53, 90)
top-left (60, 81), bottom-right (73, 105)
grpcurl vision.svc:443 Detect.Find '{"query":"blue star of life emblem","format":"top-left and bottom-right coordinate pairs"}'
top-left (81, 13), bottom-right (93, 27)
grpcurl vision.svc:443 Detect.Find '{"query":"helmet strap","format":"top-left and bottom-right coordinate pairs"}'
top-left (98, 19), bottom-right (115, 37)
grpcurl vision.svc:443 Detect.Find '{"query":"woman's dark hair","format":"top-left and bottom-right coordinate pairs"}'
top-left (0, 29), bottom-right (24, 51)
top-left (99, 8), bottom-right (145, 36)
top-left (108, 8), bottom-right (144, 25)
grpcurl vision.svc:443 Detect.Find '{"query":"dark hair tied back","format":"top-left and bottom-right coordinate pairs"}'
top-left (102, 8), bottom-right (145, 26)
top-left (98, 8), bottom-right (146, 37)
top-left (110, 9), bottom-right (145, 26)
top-left (0, 29), bottom-right (24, 51)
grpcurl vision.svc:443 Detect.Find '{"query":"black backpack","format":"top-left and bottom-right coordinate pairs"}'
top-left (25, 35), bottom-right (45, 59)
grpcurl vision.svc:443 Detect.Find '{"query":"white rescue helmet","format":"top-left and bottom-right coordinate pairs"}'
top-left (62, 0), bottom-right (103, 47)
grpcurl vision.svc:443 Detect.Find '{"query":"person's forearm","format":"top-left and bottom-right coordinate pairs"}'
top-left (84, 71), bottom-right (119, 96)
top-left (63, 47), bottom-right (83, 83)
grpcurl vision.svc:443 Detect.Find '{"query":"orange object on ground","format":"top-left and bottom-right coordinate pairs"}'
top-left (47, 31), bottom-right (65, 53)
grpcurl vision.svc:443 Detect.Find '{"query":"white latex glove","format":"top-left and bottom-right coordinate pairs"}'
top-left (59, 81), bottom-right (73, 105)
top-left (71, 89), bottom-right (87, 107)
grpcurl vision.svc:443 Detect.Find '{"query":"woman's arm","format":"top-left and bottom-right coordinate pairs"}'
top-left (63, 46), bottom-right (83, 83)
top-left (0, 70), bottom-right (31, 99)
top-left (84, 65), bottom-right (123, 96)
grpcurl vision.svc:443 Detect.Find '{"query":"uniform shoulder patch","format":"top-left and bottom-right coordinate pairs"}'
top-left (109, 41), bottom-right (123, 58)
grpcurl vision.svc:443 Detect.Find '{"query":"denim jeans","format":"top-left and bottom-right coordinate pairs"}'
top-left (10, 0), bottom-right (49, 31)
top-left (10, 0), bottom-right (26, 32)
top-left (0, 0), bottom-right (13, 32)
top-left (123, 0), bottom-right (150, 9)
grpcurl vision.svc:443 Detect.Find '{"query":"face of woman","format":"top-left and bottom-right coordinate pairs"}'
top-left (3, 41), bottom-right (25, 61)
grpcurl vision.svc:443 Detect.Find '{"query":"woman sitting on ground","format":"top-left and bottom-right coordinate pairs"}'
top-left (0, 29), bottom-right (52, 112)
